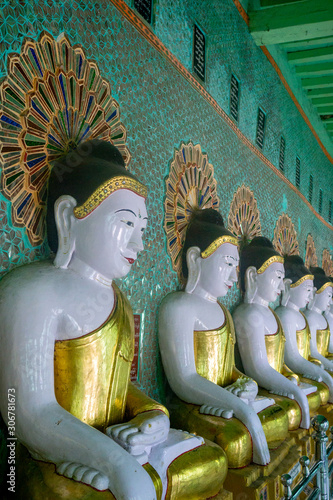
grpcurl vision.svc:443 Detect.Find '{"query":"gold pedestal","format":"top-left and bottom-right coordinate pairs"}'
top-left (224, 441), bottom-right (303, 500)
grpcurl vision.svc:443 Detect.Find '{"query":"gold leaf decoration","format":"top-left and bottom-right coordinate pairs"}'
top-left (305, 234), bottom-right (318, 269)
top-left (164, 142), bottom-right (219, 279)
top-left (227, 184), bottom-right (261, 243)
top-left (273, 213), bottom-right (299, 256)
top-left (322, 249), bottom-right (333, 277)
top-left (0, 31), bottom-right (130, 246)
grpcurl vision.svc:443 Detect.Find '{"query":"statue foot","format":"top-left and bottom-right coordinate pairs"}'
top-left (199, 405), bottom-right (233, 419)
top-left (56, 462), bottom-right (109, 491)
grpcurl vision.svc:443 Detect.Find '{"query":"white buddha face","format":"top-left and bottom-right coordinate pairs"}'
top-left (256, 262), bottom-right (285, 303)
top-left (198, 242), bottom-right (239, 299)
top-left (289, 279), bottom-right (314, 309)
top-left (314, 286), bottom-right (333, 312)
top-left (72, 189), bottom-right (148, 280)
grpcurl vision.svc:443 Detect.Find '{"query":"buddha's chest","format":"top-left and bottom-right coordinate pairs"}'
top-left (194, 302), bottom-right (225, 331)
top-left (260, 308), bottom-right (279, 335)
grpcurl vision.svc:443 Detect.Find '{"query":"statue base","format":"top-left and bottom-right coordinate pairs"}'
top-left (224, 440), bottom-right (304, 500)
top-left (14, 438), bottom-right (227, 500)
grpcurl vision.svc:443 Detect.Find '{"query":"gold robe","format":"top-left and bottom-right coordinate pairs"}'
top-left (17, 284), bottom-right (226, 500)
top-left (258, 310), bottom-right (321, 429)
top-left (295, 312), bottom-right (329, 405)
top-left (170, 304), bottom-right (289, 469)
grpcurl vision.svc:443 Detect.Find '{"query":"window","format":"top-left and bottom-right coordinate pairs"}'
top-left (230, 74), bottom-right (240, 122)
top-left (279, 136), bottom-right (285, 172)
top-left (295, 156), bottom-right (300, 189)
top-left (193, 24), bottom-right (206, 82)
top-left (309, 174), bottom-right (313, 204)
top-left (319, 189), bottom-right (323, 215)
top-left (256, 107), bottom-right (266, 149)
top-left (134, 0), bottom-right (153, 24)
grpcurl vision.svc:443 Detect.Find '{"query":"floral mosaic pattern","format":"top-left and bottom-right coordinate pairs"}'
top-left (0, 31), bottom-right (130, 246)
top-left (322, 249), bottom-right (333, 277)
top-left (164, 141), bottom-right (219, 279)
top-left (272, 213), bottom-right (299, 257)
top-left (305, 234), bottom-right (318, 269)
top-left (227, 184), bottom-right (261, 243)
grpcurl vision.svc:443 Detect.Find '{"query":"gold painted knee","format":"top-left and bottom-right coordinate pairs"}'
top-left (258, 403), bottom-right (289, 448)
top-left (165, 440), bottom-right (227, 500)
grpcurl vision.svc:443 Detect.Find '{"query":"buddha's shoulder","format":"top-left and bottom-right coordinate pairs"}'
top-left (0, 261), bottom-right (77, 303)
top-left (275, 305), bottom-right (296, 320)
top-left (233, 302), bottom-right (266, 325)
top-left (233, 302), bottom-right (260, 316)
top-left (159, 291), bottom-right (200, 313)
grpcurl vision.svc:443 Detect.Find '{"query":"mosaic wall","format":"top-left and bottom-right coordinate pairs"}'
top-left (0, 0), bottom-right (332, 410)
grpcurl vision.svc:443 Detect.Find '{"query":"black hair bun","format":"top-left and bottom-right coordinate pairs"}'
top-left (249, 236), bottom-right (274, 249)
top-left (284, 255), bottom-right (305, 266)
top-left (310, 266), bottom-right (326, 276)
top-left (190, 208), bottom-right (225, 228)
top-left (87, 139), bottom-right (125, 165)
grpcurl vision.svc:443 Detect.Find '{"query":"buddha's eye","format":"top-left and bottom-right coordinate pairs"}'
top-left (141, 227), bottom-right (145, 233)
top-left (122, 220), bottom-right (134, 228)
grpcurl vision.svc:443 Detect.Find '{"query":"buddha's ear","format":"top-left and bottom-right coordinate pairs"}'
top-left (308, 287), bottom-right (317, 310)
top-left (244, 266), bottom-right (257, 303)
top-left (185, 246), bottom-right (201, 294)
top-left (54, 195), bottom-right (77, 269)
top-left (281, 278), bottom-right (292, 307)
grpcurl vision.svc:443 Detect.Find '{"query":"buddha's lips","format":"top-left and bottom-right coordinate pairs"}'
top-left (125, 257), bottom-right (135, 264)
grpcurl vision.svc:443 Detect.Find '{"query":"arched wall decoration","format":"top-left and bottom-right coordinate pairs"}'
top-left (272, 213), bottom-right (299, 257)
top-left (227, 184), bottom-right (261, 242)
top-left (0, 31), bottom-right (130, 246)
top-left (322, 249), bottom-right (333, 277)
top-left (164, 141), bottom-right (219, 280)
top-left (305, 234), bottom-right (318, 269)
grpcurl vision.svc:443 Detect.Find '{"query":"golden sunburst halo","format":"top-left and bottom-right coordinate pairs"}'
top-left (164, 142), bottom-right (219, 279)
top-left (0, 31), bottom-right (130, 246)
top-left (305, 234), bottom-right (318, 269)
top-left (273, 213), bottom-right (299, 257)
top-left (227, 184), bottom-right (261, 243)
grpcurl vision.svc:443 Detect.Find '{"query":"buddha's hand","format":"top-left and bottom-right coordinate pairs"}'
top-left (252, 426), bottom-right (270, 465)
top-left (225, 377), bottom-right (258, 401)
top-left (234, 406), bottom-right (270, 465)
top-left (287, 375), bottom-right (298, 385)
top-left (199, 405), bottom-right (233, 419)
top-left (106, 410), bottom-right (169, 456)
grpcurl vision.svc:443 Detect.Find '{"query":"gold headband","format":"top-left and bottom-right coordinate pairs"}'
top-left (290, 275), bottom-right (314, 288)
top-left (201, 235), bottom-right (238, 259)
top-left (74, 176), bottom-right (147, 219)
top-left (257, 255), bottom-right (284, 274)
top-left (315, 282), bottom-right (333, 294)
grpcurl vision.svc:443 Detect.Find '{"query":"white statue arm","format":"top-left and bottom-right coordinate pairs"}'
top-left (233, 307), bottom-right (310, 429)
top-left (158, 294), bottom-right (270, 465)
top-left (275, 309), bottom-right (333, 403)
top-left (276, 309), bottom-right (323, 382)
top-left (0, 310), bottom-right (156, 500)
top-left (305, 313), bottom-right (333, 373)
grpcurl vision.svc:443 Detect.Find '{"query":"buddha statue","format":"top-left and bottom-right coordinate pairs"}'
top-left (304, 267), bottom-right (333, 370)
top-left (275, 255), bottom-right (333, 406)
top-left (324, 279), bottom-right (333, 356)
top-left (159, 209), bottom-right (290, 470)
top-left (233, 237), bottom-right (321, 432)
top-left (0, 141), bottom-right (226, 500)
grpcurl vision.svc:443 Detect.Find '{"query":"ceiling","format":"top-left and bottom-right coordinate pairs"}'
top-left (246, 0), bottom-right (333, 157)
